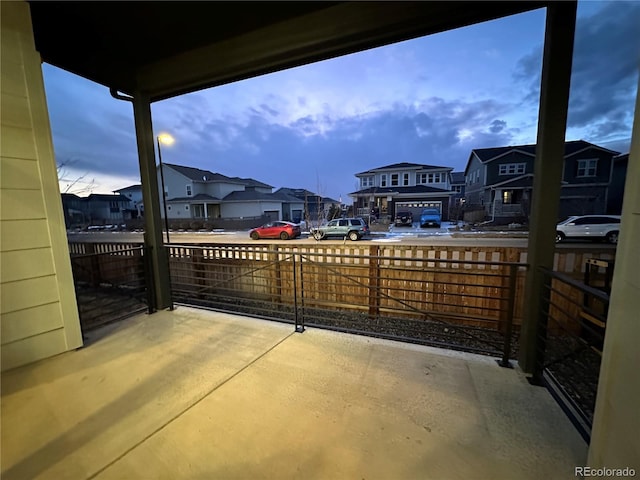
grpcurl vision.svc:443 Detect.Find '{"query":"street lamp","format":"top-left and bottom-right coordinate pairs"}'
top-left (157, 133), bottom-right (174, 243)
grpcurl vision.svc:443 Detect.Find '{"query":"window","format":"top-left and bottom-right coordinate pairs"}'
top-left (416, 173), bottom-right (427, 184)
top-left (453, 185), bottom-right (462, 193)
top-left (499, 163), bottom-right (526, 175)
top-left (391, 174), bottom-right (399, 186)
top-left (361, 176), bottom-right (374, 188)
top-left (380, 174), bottom-right (387, 187)
top-left (403, 173), bottom-right (410, 186)
top-left (577, 159), bottom-right (597, 177)
top-left (186, 185), bottom-right (192, 196)
top-left (502, 190), bottom-right (513, 204)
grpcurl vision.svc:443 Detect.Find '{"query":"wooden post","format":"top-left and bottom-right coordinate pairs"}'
top-left (368, 245), bottom-right (380, 320)
top-left (519, 1), bottom-right (577, 374)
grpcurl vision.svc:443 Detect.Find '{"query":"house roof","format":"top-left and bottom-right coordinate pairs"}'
top-left (471, 140), bottom-right (620, 163)
top-left (465, 140), bottom-right (621, 176)
top-left (224, 191), bottom-right (285, 202)
top-left (113, 184), bottom-right (141, 193)
top-left (349, 185), bottom-right (453, 196)
top-left (490, 174), bottom-right (535, 189)
top-left (356, 162), bottom-right (452, 176)
top-left (230, 177), bottom-right (273, 189)
top-left (165, 164), bottom-right (271, 188)
top-left (168, 194), bottom-right (221, 203)
top-left (275, 187), bottom-right (318, 198)
top-left (450, 172), bottom-right (465, 184)
top-left (87, 194), bottom-right (131, 202)
top-left (275, 188), bottom-right (338, 204)
top-left (164, 164), bottom-right (234, 183)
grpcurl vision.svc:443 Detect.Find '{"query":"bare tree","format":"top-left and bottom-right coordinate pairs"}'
top-left (57, 158), bottom-right (97, 195)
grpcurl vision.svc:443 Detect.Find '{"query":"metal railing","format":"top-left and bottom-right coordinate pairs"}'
top-left (536, 267), bottom-right (609, 441)
top-left (168, 244), bottom-right (526, 364)
top-left (70, 246), bottom-right (154, 332)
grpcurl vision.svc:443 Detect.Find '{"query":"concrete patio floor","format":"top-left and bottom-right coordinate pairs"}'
top-left (1, 306), bottom-right (586, 479)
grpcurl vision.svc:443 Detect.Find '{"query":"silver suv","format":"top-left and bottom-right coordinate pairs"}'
top-left (310, 218), bottom-right (370, 241)
top-left (556, 215), bottom-right (621, 244)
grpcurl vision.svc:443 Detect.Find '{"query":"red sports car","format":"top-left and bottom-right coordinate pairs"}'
top-left (249, 221), bottom-right (301, 240)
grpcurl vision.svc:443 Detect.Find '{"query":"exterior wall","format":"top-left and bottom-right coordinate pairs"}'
top-left (463, 154), bottom-right (485, 205)
top-left (1, 1), bottom-right (82, 371)
top-left (559, 185), bottom-right (608, 218)
top-left (161, 166), bottom-right (193, 199)
top-left (221, 201), bottom-right (281, 219)
top-left (485, 151), bottom-right (534, 185)
top-left (358, 167), bottom-right (452, 190)
top-left (588, 87), bottom-right (640, 473)
top-left (607, 157), bottom-right (628, 214)
top-left (204, 181), bottom-right (244, 199)
top-left (166, 202), bottom-right (192, 219)
top-left (563, 148), bottom-right (613, 185)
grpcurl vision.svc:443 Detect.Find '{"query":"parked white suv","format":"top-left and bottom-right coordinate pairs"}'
top-left (556, 215), bottom-right (621, 244)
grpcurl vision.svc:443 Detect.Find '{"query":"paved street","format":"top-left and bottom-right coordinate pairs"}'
top-left (67, 225), bottom-right (616, 250)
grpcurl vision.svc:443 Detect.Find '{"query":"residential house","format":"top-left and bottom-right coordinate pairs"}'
top-left (607, 153), bottom-right (629, 215)
top-left (60, 193), bottom-right (87, 228)
top-left (350, 162), bottom-right (456, 221)
top-left (113, 184), bottom-right (144, 218)
top-left (275, 188), bottom-right (340, 221)
top-left (85, 194), bottom-right (131, 224)
top-left (159, 163), bottom-right (303, 222)
top-left (464, 140), bottom-right (620, 224)
top-left (60, 193), bottom-right (131, 226)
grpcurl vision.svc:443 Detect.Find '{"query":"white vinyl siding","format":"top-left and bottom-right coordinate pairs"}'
top-left (1, 2), bottom-right (82, 371)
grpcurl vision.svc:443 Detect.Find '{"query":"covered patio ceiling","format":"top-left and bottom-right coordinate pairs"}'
top-left (29, 1), bottom-right (547, 102)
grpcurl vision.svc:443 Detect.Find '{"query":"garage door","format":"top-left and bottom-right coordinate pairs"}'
top-left (395, 201), bottom-right (441, 217)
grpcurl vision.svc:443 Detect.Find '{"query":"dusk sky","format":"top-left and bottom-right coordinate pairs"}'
top-left (45, 1), bottom-right (639, 202)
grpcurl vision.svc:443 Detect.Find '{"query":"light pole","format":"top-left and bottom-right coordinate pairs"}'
top-left (157, 133), bottom-right (174, 244)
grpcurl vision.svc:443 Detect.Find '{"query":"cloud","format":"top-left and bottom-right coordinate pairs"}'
top-left (514, 2), bottom-right (639, 145)
top-left (489, 120), bottom-right (507, 133)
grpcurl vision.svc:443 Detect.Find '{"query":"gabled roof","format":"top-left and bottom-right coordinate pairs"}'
top-left (471, 140), bottom-right (619, 163)
top-left (356, 162), bottom-right (452, 176)
top-left (275, 187), bottom-right (318, 198)
top-left (464, 140), bottom-right (621, 176)
top-left (450, 172), bottom-right (465, 184)
top-left (165, 163), bottom-right (272, 188)
top-left (164, 163), bottom-right (233, 183)
top-left (489, 174), bottom-right (535, 189)
top-left (272, 192), bottom-right (306, 203)
top-left (349, 185), bottom-right (453, 196)
top-left (168, 193), bottom-right (220, 202)
top-left (275, 188), bottom-right (338, 204)
top-left (113, 184), bottom-right (141, 193)
top-left (230, 177), bottom-right (273, 189)
top-left (87, 193), bottom-right (131, 202)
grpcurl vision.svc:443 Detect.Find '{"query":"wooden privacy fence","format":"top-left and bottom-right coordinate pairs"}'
top-left (67, 241), bottom-right (615, 353)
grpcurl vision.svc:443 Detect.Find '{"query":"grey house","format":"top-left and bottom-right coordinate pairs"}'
top-left (350, 162), bottom-right (456, 221)
top-left (159, 163), bottom-right (303, 222)
top-left (463, 140), bottom-right (620, 223)
top-left (274, 188), bottom-right (340, 222)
